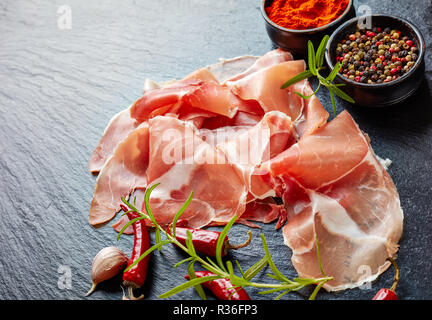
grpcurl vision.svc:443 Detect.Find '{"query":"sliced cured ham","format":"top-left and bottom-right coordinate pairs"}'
top-left (263, 111), bottom-right (403, 291)
top-left (89, 51), bottom-right (293, 174)
top-left (225, 49), bottom-right (293, 83)
top-left (144, 116), bottom-right (247, 227)
top-left (88, 79), bottom-right (161, 174)
top-left (294, 83), bottom-right (329, 137)
top-left (89, 123), bottom-right (150, 226)
top-left (237, 198), bottom-right (287, 229)
top-left (229, 60), bottom-right (307, 121)
top-left (89, 109), bottom-right (138, 173)
top-left (89, 49), bottom-right (404, 293)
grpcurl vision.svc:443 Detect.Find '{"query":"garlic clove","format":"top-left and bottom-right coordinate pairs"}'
top-left (85, 246), bottom-right (129, 296)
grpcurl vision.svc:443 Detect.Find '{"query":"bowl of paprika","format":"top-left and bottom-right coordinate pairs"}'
top-left (261, 0), bottom-right (355, 57)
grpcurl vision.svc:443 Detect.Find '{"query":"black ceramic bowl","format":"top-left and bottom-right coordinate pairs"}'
top-left (261, 0), bottom-right (356, 56)
top-left (325, 15), bottom-right (426, 107)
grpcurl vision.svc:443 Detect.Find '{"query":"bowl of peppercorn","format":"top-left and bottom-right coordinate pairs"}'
top-left (261, 0), bottom-right (356, 56)
top-left (325, 14), bottom-right (426, 107)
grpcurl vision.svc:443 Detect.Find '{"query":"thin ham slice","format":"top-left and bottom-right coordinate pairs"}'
top-left (89, 109), bottom-right (138, 173)
top-left (263, 111), bottom-right (403, 291)
top-left (229, 60), bottom-right (307, 121)
top-left (89, 51), bottom-right (292, 174)
top-left (237, 198), bottom-right (287, 229)
top-left (89, 69), bottom-right (221, 174)
top-left (225, 49), bottom-right (293, 83)
top-left (144, 116), bottom-right (247, 226)
top-left (294, 83), bottom-right (329, 137)
top-left (89, 123), bottom-right (150, 226)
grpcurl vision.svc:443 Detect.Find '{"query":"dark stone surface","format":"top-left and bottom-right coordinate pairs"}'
top-left (0, 0), bottom-right (430, 300)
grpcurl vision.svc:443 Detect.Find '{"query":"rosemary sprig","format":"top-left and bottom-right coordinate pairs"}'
top-left (281, 35), bottom-right (355, 117)
top-left (117, 184), bottom-right (333, 300)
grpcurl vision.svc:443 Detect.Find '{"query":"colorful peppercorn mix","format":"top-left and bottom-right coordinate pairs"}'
top-left (335, 27), bottom-right (419, 84)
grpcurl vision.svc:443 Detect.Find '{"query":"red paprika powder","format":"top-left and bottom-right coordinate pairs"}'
top-left (265, 0), bottom-right (350, 30)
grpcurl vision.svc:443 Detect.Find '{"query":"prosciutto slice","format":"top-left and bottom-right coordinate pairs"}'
top-left (89, 123), bottom-right (149, 226)
top-left (262, 111), bottom-right (403, 291)
top-left (229, 60), bottom-right (307, 121)
top-left (89, 51), bottom-right (293, 174)
top-left (144, 116), bottom-right (248, 227)
top-left (225, 49), bottom-right (293, 83)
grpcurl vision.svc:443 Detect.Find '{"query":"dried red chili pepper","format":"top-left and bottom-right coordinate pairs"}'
top-left (372, 257), bottom-right (400, 300)
top-left (185, 271), bottom-right (250, 300)
top-left (121, 204), bottom-right (150, 300)
top-left (167, 221), bottom-right (252, 257)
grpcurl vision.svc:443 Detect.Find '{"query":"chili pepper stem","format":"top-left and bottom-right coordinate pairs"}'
top-left (387, 257), bottom-right (400, 292)
top-left (226, 231), bottom-right (252, 252)
top-left (126, 286), bottom-right (145, 300)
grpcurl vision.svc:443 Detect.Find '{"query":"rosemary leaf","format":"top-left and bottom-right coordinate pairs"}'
top-left (116, 216), bottom-right (146, 241)
top-left (275, 290), bottom-right (290, 300)
top-left (294, 82), bottom-right (321, 99)
top-left (143, 184), bottom-right (162, 248)
top-left (329, 90), bottom-right (337, 118)
top-left (308, 280), bottom-right (326, 300)
top-left (315, 35), bottom-right (329, 68)
top-left (171, 190), bottom-right (193, 237)
top-left (187, 260), bottom-right (207, 300)
top-left (215, 215), bottom-right (237, 272)
top-left (186, 230), bottom-right (197, 257)
top-left (243, 256), bottom-right (268, 281)
top-left (280, 70), bottom-right (313, 89)
top-left (315, 234), bottom-right (326, 277)
top-left (235, 260), bottom-right (246, 279)
top-left (226, 260), bottom-right (235, 278)
top-left (308, 41), bottom-right (317, 75)
top-left (328, 84), bottom-right (356, 104)
top-left (327, 61), bottom-right (342, 82)
top-left (124, 239), bottom-right (172, 272)
top-left (159, 275), bottom-right (219, 299)
top-left (205, 256), bottom-right (221, 270)
top-left (260, 233), bottom-right (293, 284)
top-left (173, 257), bottom-right (194, 268)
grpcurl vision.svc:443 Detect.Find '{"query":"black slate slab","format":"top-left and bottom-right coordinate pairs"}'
top-left (0, 0), bottom-right (431, 300)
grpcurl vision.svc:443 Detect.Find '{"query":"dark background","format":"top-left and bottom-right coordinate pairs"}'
top-left (0, 0), bottom-right (431, 300)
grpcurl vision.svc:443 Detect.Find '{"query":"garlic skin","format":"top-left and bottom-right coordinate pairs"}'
top-left (85, 246), bottom-right (129, 296)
